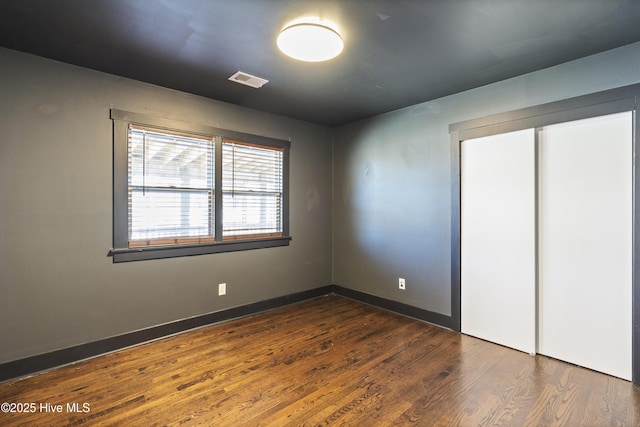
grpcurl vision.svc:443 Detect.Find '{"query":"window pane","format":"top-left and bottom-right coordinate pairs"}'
top-left (222, 143), bottom-right (282, 192)
top-left (222, 141), bottom-right (283, 239)
top-left (222, 192), bottom-right (281, 236)
top-left (127, 126), bottom-right (214, 245)
top-left (129, 128), bottom-right (213, 188)
top-left (129, 189), bottom-right (212, 240)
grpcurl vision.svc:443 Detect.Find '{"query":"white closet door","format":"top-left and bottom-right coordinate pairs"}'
top-left (538, 112), bottom-right (632, 380)
top-left (461, 129), bottom-right (536, 354)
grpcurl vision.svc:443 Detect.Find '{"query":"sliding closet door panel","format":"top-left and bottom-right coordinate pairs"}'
top-left (538, 112), bottom-right (632, 380)
top-left (461, 129), bottom-right (536, 354)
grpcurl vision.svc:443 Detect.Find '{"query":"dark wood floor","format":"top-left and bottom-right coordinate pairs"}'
top-left (0, 295), bottom-right (638, 426)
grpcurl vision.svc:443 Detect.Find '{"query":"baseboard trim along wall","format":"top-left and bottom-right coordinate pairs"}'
top-left (0, 285), bottom-right (451, 383)
top-left (332, 286), bottom-right (452, 329)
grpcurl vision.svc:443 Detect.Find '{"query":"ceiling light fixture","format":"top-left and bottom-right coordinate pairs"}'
top-left (277, 18), bottom-right (343, 62)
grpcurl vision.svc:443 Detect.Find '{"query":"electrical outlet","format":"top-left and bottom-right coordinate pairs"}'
top-left (399, 278), bottom-right (406, 290)
top-left (218, 283), bottom-right (227, 296)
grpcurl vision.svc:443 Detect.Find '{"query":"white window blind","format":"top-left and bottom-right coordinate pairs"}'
top-left (222, 140), bottom-right (283, 240)
top-left (128, 125), bottom-right (214, 247)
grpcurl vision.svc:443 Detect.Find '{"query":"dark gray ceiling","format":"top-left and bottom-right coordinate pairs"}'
top-left (1, 0), bottom-right (640, 127)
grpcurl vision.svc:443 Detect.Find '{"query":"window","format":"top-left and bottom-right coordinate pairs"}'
top-left (111, 110), bottom-right (290, 262)
top-left (128, 126), bottom-right (215, 247)
top-left (222, 140), bottom-right (283, 241)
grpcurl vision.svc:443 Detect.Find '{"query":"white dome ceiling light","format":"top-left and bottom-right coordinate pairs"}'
top-left (277, 18), bottom-right (344, 62)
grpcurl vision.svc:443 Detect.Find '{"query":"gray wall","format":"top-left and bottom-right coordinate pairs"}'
top-left (332, 42), bottom-right (640, 317)
top-left (3, 40), bottom-right (640, 365)
top-left (0, 48), bottom-right (333, 364)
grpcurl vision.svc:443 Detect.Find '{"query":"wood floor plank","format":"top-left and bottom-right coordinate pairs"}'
top-left (1, 295), bottom-right (639, 426)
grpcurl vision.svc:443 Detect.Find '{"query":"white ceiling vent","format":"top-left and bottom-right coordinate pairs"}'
top-left (228, 71), bottom-right (269, 88)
